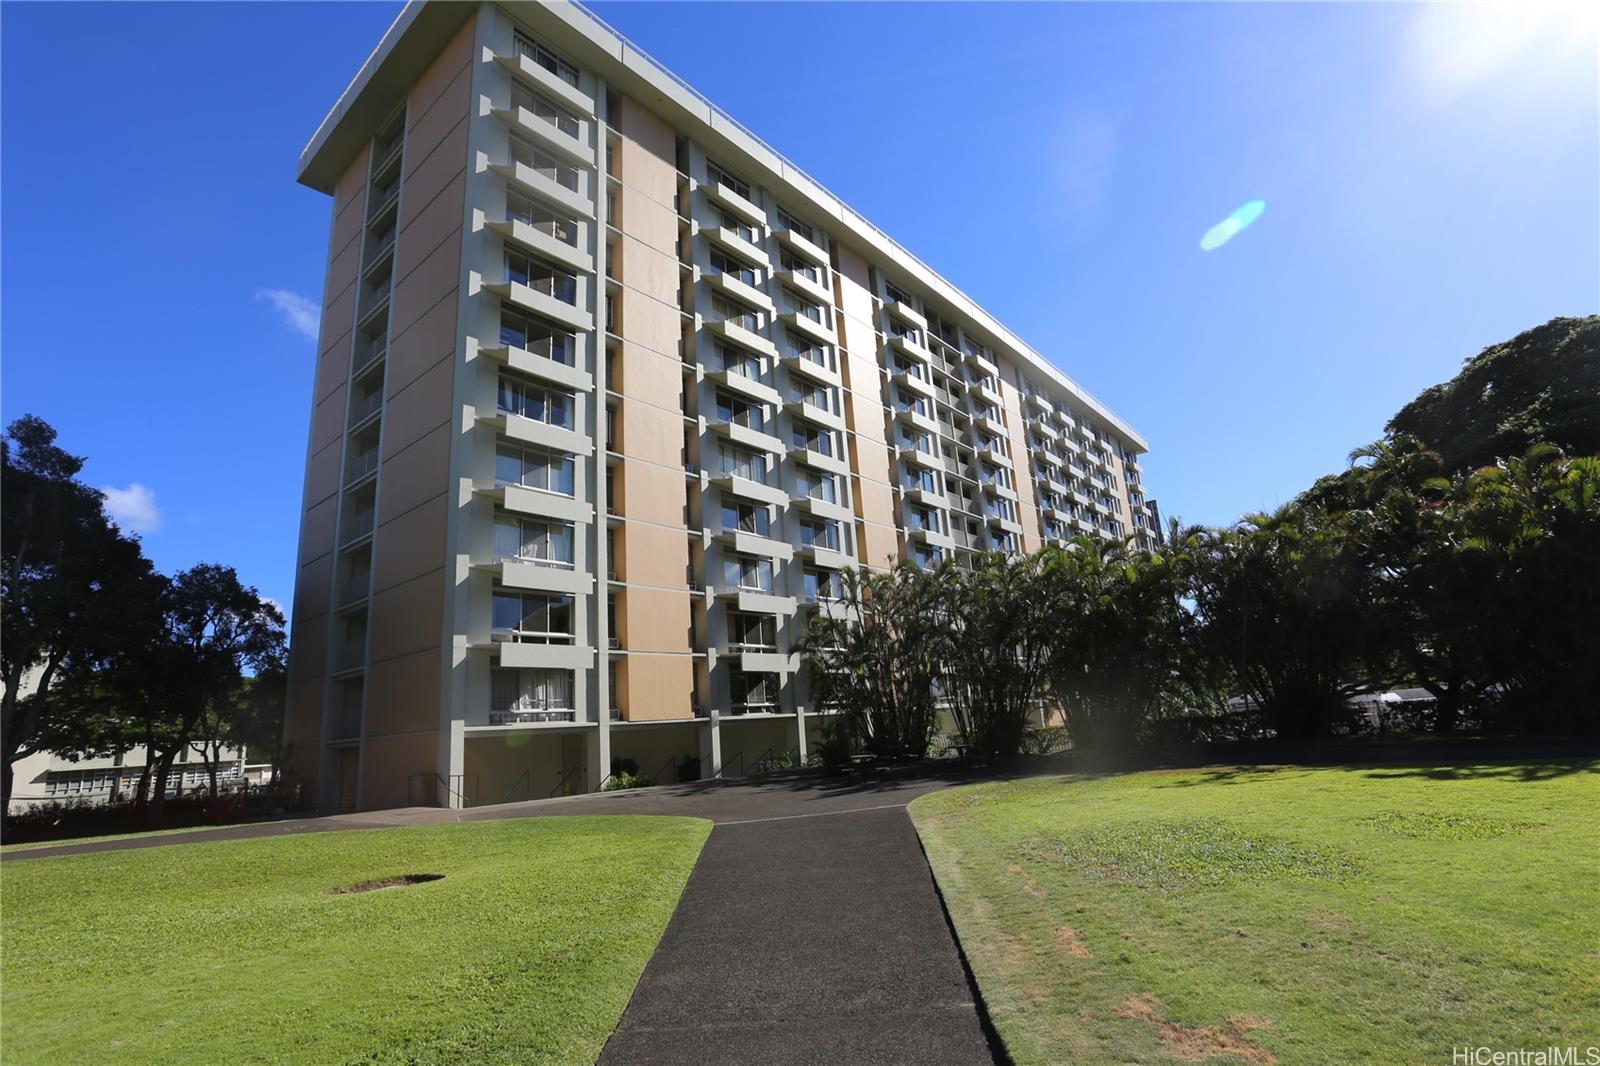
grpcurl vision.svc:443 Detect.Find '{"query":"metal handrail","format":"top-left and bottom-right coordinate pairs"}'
top-left (653, 755), bottom-right (679, 786)
top-left (717, 750), bottom-right (743, 779)
top-left (500, 768), bottom-right (531, 804)
top-left (549, 765), bottom-right (584, 797)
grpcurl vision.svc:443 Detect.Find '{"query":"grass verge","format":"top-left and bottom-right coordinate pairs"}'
top-left (1, 815), bottom-right (710, 1064)
top-left (911, 761), bottom-right (1599, 1064)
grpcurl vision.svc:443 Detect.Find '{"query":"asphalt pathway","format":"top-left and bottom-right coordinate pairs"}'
top-left (8, 770), bottom-right (1005, 1065)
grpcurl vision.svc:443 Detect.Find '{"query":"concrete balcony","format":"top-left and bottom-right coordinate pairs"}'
top-left (716, 587), bottom-right (798, 616)
top-left (476, 337), bottom-right (592, 392)
top-left (478, 410), bottom-right (593, 458)
top-left (984, 512), bottom-right (1023, 535)
top-left (778, 268), bottom-right (831, 306)
top-left (474, 481), bottom-right (594, 525)
top-left (892, 367), bottom-right (936, 399)
top-left (490, 639), bottom-right (594, 672)
top-left (887, 333), bottom-right (933, 364)
top-left (706, 366), bottom-right (782, 407)
top-left (484, 218), bottom-right (592, 275)
top-left (493, 49), bottom-right (595, 115)
top-left (885, 300), bottom-right (927, 332)
top-left (793, 445), bottom-right (850, 477)
top-left (776, 226), bottom-right (828, 267)
top-left (703, 224), bottom-right (770, 271)
top-left (710, 418), bottom-right (785, 455)
top-left (487, 96), bottom-right (590, 167)
top-left (972, 381), bottom-right (1004, 410)
top-left (1035, 449), bottom-right (1064, 470)
top-left (701, 179), bottom-right (765, 228)
top-left (980, 479), bottom-right (1018, 502)
top-left (706, 317), bottom-right (779, 360)
top-left (908, 524), bottom-right (955, 550)
top-left (796, 542), bottom-right (851, 569)
top-left (781, 310), bottom-right (836, 347)
top-left (1026, 391), bottom-right (1055, 415)
top-left (487, 156), bottom-right (594, 220)
top-left (905, 486), bottom-right (949, 510)
top-left (965, 349), bottom-right (1000, 379)
top-left (1030, 420), bottom-right (1060, 441)
top-left (478, 277), bottom-right (592, 333)
top-left (736, 650), bottom-right (797, 675)
top-left (710, 471), bottom-right (789, 508)
top-left (786, 401), bottom-right (845, 436)
top-left (793, 494), bottom-right (853, 524)
top-left (893, 406), bottom-right (940, 437)
top-left (474, 556), bottom-right (593, 596)
top-left (711, 527), bottom-right (794, 560)
top-left (897, 446), bottom-right (943, 471)
top-left (783, 351), bottom-right (841, 388)
top-left (705, 269), bottom-right (775, 315)
top-left (977, 411), bottom-right (1008, 438)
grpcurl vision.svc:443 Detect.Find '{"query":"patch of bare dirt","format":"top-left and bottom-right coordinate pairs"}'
top-left (1006, 863), bottom-right (1045, 898)
top-left (1117, 994), bottom-right (1275, 1064)
top-left (1054, 925), bottom-right (1093, 959)
top-left (329, 873), bottom-right (444, 895)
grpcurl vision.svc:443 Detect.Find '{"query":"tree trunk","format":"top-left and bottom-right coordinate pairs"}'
top-left (149, 749), bottom-right (178, 818)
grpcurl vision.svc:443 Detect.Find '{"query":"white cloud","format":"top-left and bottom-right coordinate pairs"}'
top-left (255, 288), bottom-right (320, 341)
top-left (102, 483), bottom-right (163, 534)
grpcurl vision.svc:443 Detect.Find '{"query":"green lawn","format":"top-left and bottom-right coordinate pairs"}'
top-left (1, 816), bottom-right (710, 1065)
top-left (911, 762), bottom-right (1600, 1065)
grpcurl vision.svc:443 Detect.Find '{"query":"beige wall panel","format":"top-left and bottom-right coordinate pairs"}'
top-left (331, 145), bottom-right (372, 246)
top-left (314, 333), bottom-right (351, 405)
top-left (618, 521), bottom-right (688, 587)
top-left (853, 476), bottom-right (895, 527)
top-left (620, 237), bottom-right (679, 303)
top-left (393, 231), bottom-right (462, 339)
top-left (618, 96), bottom-right (677, 202)
top-left (378, 428), bottom-right (451, 520)
top-left (326, 240), bottom-right (362, 306)
top-left (850, 436), bottom-right (894, 495)
top-left (310, 385), bottom-right (349, 455)
top-left (300, 495), bottom-right (337, 565)
top-left (618, 656), bottom-right (696, 721)
top-left (405, 16), bottom-right (474, 136)
top-left (302, 438), bottom-right (343, 516)
top-left (618, 586), bottom-right (691, 654)
top-left (618, 342), bottom-right (682, 407)
top-left (374, 494), bottom-right (447, 585)
top-left (382, 357), bottom-right (453, 458)
top-left (860, 523), bottom-right (902, 571)
top-left (617, 460), bottom-right (686, 527)
top-left (292, 553), bottom-right (333, 629)
top-left (364, 647), bottom-right (441, 736)
top-left (359, 730), bottom-right (440, 811)
top-left (398, 123), bottom-right (468, 240)
top-left (999, 377), bottom-right (1042, 551)
top-left (368, 569), bottom-right (445, 664)
top-left (845, 386), bottom-right (887, 443)
top-left (287, 616), bottom-right (329, 686)
top-left (619, 286), bottom-right (679, 355)
top-left (406, 78), bottom-right (469, 178)
top-left (389, 286), bottom-right (459, 394)
top-left (618, 187), bottom-right (678, 259)
top-left (399, 171), bottom-right (466, 267)
top-left (619, 397), bottom-right (682, 467)
top-left (831, 243), bottom-right (878, 361)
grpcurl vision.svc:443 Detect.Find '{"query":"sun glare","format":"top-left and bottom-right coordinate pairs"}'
top-left (1411, 0), bottom-right (1599, 92)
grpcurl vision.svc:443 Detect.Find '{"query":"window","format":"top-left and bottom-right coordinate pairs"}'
top-left (893, 389), bottom-right (929, 417)
top-left (498, 373), bottom-right (574, 429)
top-left (776, 206), bottom-right (813, 242)
top-left (884, 282), bottom-right (912, 306)
top-left (717, 442), bottom-right (767, 484)
top-left (495, 441), bottom-right (576, 496)
top-left (797, 466), bottom-right (837, 504)
top-left (712, 294), bottom-right (761, 332)
top-left (715, 343), bottom-right (764, 381)
top-left (791, 420), bottom-right (836, 458)
top-left (706, 160), bottom-right (751, 200)
top-left (799, 517), bottom-right (840, 551)
top-left (802, 568), bottom-right (842, 602)
top-left (491, 667), bottom-right (574, 714)
top-left (721, 500), bottom-right (770, 537)
top-left (499, 304), bottom-right (576, 365)
top-left (494, 514), bottom-right (575, 568)
top-left (792, 381), bottom-right (836, 415)
top-left (514, 30), bottom-right (579, 87)
top-left (715, 389), bottom-right (767, 432)
top-left (713, 208), bottom-right (759, 245)
top-left (506, 248), bottom-right (577, 304)
top-left (709, 249), bottom-right (758, 286)
top-left (786, 295), bottom-right (824, 323)
top-left (904, 467), bottom-right (939, 494)
top-left (730, 668), bottom-right (779, 712)
top-left (510, 132), bottom-right (579, 191)
top-left (778, 247), bottom-right (820, 283)
top-left (506, 189), bottom-right (578, 246)
top-left (897, 426), bottom-right (935, 454)
top-left (907, 504), bottom-right (937, 533)
top-left (786, 332), bottom-right (829, 368)
top-left (492, 591), bottom-right (575, 643)
top-left (510, 80), bottom-right (580, 138)
top-left (728, 611), bottom-right (777, 650)
top-left (911, 543), bottom-right (942, 568)
top-left (724, 553), bottom-right (773, 592)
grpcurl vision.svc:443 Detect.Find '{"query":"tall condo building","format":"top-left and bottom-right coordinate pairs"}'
top-left (287, 0), bottom-right (1160, 812)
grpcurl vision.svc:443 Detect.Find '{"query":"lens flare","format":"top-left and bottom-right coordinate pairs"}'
top-left (1199, 199), bottom-right (1267, 251)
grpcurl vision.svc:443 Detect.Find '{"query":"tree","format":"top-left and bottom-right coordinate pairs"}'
top-left (1, 416), bottom-right (158, 814)
top-left (1049, 533), bottom-right (1207, 751)
top-left (1188, 506), bottom-right (1379, 739)
top-left (931, 551), bottom-right (1058, 763)
top-left (802, 563), bottom-right (943, 759)
top-left (1387, 316), bottom-right (1599, 475)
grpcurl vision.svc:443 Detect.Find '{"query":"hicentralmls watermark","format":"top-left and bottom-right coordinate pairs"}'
top-left (1452, 1048), bottom-right (1600, 1066)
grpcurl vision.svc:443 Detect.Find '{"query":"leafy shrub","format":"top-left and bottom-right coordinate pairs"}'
top-left (602, 772), bottom-right (653, 792)
top-left (676, 755), bottom-right (701, 783)
top-left (1019, 726), bottom-right (1070, 756)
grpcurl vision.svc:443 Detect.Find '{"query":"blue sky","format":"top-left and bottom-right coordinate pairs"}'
top-left (3, 2), bottom-right (1595, 612)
